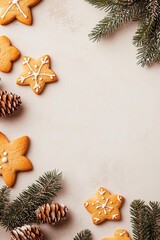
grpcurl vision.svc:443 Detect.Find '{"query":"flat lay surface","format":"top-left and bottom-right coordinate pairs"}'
top-left (0, 0), bottom-right (160, 239)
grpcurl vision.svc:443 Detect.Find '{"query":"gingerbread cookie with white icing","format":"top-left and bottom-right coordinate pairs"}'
top-left (17, 55), bottom-right (58, 95)
top-left (0, 132), bottom-right (32, 187)
top-left (0, 0), bottom-right (41, 25)
top-left (102, 229), bottom-right (131, 240)
top-left (84, 187), bottom-right (124, 225)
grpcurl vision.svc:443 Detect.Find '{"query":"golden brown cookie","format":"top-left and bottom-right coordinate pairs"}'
top-left (0, 36), bottom-right (20, 73)
top-left (102, 229), bottom-right (131, 240)
top-left (17, 55), bottom-right (58, 95)
top-left (84, 187), bottom-right (124, 225)
top-left (0, 132), bottom-right (32, 187)
top-left (0, 0), bottom-right (41, 25)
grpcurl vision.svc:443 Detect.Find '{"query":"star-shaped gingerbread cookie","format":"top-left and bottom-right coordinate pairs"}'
top-left (0, 132), bottom-right (32, 187)
top-left (102, 229), bottom-right (131, 240)
top-left (0, 0), bottom-right (40, 25)
top-left (17, 55), bottom-right (58, 95)
top-left (84, 187), bottom-right (124, 225)
top-left (0, 36), bottom-right (20, 73)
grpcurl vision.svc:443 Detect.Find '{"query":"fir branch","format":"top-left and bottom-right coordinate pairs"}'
top-left (133, 1), bottom-right (159, 46)
top-left (86, 0), bottom-right (160, 66)
top-left (89, 3), bottom-right (141, 42)
top-left (130, 200), bottom-right (149, 240)
top-left (1, 170), bottom-right (62, 231)
top-left (0, 186), bottom-right (10, 222)
top-left (130, 200), bottom-right (160, 240)
top-left (85, 0), bottom-right (114, 10)
top-left (147, 202), bottom-right (160, 240)
top-left (74, 230), bottom-right (92, 240)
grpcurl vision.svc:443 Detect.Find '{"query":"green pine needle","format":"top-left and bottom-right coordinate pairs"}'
top-left (1, 170), bottom-right (62, 231)
top-left (147, 202), bottom-right (160, 239)
top-left (0, 186), bottom-right (10, 222)
top-left (130, 200), bottom-right (160, 240)
top-left (86, 0), bottom-right (160, 66)
top-left (74, 230), bottom-right (92, 240)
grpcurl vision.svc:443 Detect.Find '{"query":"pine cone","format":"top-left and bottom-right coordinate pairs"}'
top-left (35, 202), bottom-right (68, 225)
top-left (0, 90), bottom-right (22, 117)
top-left (10, 225), bottom-right (43, 240)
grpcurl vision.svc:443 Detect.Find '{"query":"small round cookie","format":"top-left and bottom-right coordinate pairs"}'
top-left (17, 55), bottom-right (58, 95)
top-left (102, 229), bottom-right (131, 240)
top-left (84, 187), bottom-right (125, 225)
top-left (0, 36), bottom-right (20, 73)
top-left (0, 0), bottom-right (41, 25)
top-left (0, 132), bottom-right (32, 187)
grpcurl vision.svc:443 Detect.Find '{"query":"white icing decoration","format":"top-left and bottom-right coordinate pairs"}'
top-left (3, 151), bottom-right (8, 156)
top-left (96, 198), bottom-right (114, 215)
top-left (2, 157), bottom-right (8, 163)
top-left (98, 188), bottom-right (106, 195)
top-left (92, 203), bottom-right (95, 206)
top-left (34, 83), bottom-right (41, 93)
top-left (98, 211), bottom-right (101, 214)
top-left (116, 231), bottom-right (126, 237)
top-left (85, 202), bottom-right (89, 207)
top-left (110, 201), bottom-right (113, 204)
top-left (102, 197), bottom-right (105, 200)
top-left (94, 218), bottom-right (100, 223)
top-left (112, 214), bottom-right (119, 219)
top-left (34, 64), bottom-right (38, 68)
top-left (19, 56), bottom-right (55, 93)
top-left (1, 0), bottom-right (28, 20)
top-left (117, 195), bottom-right (123, 202)
top-left (0, 166), bottom-right (2, 169)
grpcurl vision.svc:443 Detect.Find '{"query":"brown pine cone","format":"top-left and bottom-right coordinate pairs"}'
top-left (0, 90), bottom-right (22, 117)
top-left (35, 202), bottom-right (68, 225)
top-left (10, 225), bottom-right (43, 240)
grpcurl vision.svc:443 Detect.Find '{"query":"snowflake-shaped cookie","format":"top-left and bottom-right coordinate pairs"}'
top-left (0, 0), bottom-right (40, 25)
top-left (102, 229), bottom-right (131, 240)
top-left (0, 36), bottom-right (20, 73)
top-left (17, 55), bottom-right (58, 95)
top-left (84, 187), bottom-right (124, 225)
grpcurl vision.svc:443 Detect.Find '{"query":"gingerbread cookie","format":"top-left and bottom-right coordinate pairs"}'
top-left (102, 229), bottom-right (131, 240)
top-left (0, 0), bottom-right (40, 25)
top-left (0, 36), bottom-right (20, 73)
top-left (0, 132), bottom-right (32, 187)
top-left (17, 55), bottom-right (58, 95)
top-left (84, 187), bottom-right (124, 225)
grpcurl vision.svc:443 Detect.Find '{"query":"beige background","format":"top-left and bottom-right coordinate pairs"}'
top-left (0, 0), bottom-right (160, 239)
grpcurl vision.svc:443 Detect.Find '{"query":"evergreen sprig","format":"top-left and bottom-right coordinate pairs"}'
top-left (86, 0), bottom-right (160, 66)
top-left (74, 230), bottom-right (92, 240)
top-left (130, 200), bottom-right (160, 240)
top-left (1, 170), bottom-right (62, 230)
top-left (0, 186), bottom-right (10, 222)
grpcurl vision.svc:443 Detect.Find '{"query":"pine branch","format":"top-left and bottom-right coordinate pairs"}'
top-left (85, 0), bottom-right (114, 10)
top-left (1, 170), bottom-right (62, 231)
top-left (136, 26), bottom-right (160, 66)
top-left (130, 200), bottom-right (160, 240)
top-left (133, 0), bottom-right (159, 46)
top-left (130, 200), bottom-right (149, 240)
top-left (74, 230), bottom-right (92, 240)
top-left (89, 3), bottom-right (141, 42)
top-left (133, 19), bottom-right (154, 47)
top-left (87, 0), bottom-right (160, 66)
top-left (147, 202), bottom-right (160, 240)
top-left (0, 186), bottom-right (10, 222)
